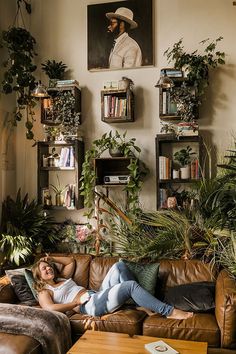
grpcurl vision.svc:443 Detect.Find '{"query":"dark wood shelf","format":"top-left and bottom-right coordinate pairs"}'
top-left (159, 178), bottom-right (199, 184)
top-left (40, 167), bottom-right (75, 171)
top-left (37, 140), bottom-right (84, 212)
top-left (155, 134), bottom-right (202, 209)
top-left (101, 88), bottom-right (134, 123)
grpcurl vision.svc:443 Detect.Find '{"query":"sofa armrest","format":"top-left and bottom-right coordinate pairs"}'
top-left (0, 276), bottom-right (18, 303)
top-left (215, 269), bottom-right (236, 349)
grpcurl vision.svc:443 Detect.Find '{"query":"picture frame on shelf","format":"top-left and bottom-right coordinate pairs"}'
top-left (87, 0), bottom-right (153, 71)
top-left (42, 188), bottom-right (52, 207)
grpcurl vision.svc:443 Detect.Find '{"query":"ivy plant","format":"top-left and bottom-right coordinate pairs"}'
top-left (79, 131), bottom-right (149, 222)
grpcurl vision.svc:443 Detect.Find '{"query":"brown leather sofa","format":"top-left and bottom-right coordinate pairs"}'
top-left (0, 254), bottom-right (236, 354)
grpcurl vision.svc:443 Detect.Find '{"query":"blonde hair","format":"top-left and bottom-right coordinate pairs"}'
top-left (32, 260), bottom-right (58, 292)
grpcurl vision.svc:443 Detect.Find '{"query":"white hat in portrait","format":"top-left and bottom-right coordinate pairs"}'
top-left (106, 7), bottom-right (138, 29)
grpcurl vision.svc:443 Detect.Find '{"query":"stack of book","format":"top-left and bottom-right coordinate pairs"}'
top-left (57, 79), bottom-right (80, 89)
top-left (177, 122), bottom-right (199, 136)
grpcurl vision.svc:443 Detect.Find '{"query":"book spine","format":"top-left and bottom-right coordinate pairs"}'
top-left (162, 91), bottom-right (167, 114)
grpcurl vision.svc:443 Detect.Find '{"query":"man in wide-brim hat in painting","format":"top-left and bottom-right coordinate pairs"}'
top-left (106, 7), bottom-right (142, 69)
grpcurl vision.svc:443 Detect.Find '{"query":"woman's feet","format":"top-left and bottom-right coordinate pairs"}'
top-left (167, 308), bottom-right (193, 320)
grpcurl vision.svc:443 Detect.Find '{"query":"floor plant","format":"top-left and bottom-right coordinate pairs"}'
top-left (0, 189), bottom-right (58, 266)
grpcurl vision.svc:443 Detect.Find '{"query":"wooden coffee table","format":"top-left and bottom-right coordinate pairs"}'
top-left (67, 330), bottom-right (208, 354)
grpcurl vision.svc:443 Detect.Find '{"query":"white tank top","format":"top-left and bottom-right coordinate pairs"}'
top-left (46, 278), bottom-right (85, 304)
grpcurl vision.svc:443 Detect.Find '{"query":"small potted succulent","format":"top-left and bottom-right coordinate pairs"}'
top-left (174, 146), bottom-right (196, 179)
top-left (41, 59), bottom-right (67, 87)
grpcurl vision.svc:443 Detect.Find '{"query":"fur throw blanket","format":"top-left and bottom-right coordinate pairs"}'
top-left (0, 303), bottom-right (72, 354)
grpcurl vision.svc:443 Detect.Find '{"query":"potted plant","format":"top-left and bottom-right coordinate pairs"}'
top-left (0, 189), bottom-right (58, 266)
top-left (105, 130), bottom-right (141, 157)
top-left (174, 146), bottom-right (196, 179)
top-left (50, 174), bottom-right (68, 206)
top-left (41, 59), bottom-right (67, 87)
top-left (1, 26), bottom-right (38, 140)
top-left (80, 130), bottom-right (149, 221)
top-left (164, 37), bottom-right (225, 97)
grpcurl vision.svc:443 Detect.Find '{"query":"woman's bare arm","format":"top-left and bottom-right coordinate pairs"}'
top-left (43, 255), bottom-right (75, 277)
top-left (38, 289), bottom-right (78, 313)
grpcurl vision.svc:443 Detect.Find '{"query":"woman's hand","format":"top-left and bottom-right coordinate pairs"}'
top-left (40, 253), bottom-right (51, 263)
top-left (77, 291), bottom-right (90, 305)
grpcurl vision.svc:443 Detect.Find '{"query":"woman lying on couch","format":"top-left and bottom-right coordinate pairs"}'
top-left (32, 256), bottom-right (193, 320)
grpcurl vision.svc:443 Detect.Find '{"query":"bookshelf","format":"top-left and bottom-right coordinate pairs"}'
top-left (37, 140), bottom-right (84, 212)
top-left (41, 84), bottom-right (81, 125)
top-left (101, 88), bottom-right (134, 123)
top-left (155, 134), bottom-right (202, 209)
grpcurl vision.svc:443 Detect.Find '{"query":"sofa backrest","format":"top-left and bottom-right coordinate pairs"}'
top-left (51, 254), bottom-right (217, 293)
top-left (156, 259), bottom-right (217, 299)
top-left (88, 256), bottom-right (119, 290)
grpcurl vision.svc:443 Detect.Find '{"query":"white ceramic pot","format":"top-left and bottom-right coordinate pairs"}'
top-left (180, 165), bottom-right (190, 179)
top-left (172, 169), bottom-right (180, 179)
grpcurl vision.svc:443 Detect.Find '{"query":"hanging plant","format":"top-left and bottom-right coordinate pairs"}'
top-left (1, 1), bottom-right (38, 141)
top-left (79, 131), bottom-right (149, 222)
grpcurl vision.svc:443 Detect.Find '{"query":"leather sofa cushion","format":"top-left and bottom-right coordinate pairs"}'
top-left (143, 313), bottom-right (220, 347)
top-left (69, 307), bottom-right (147, 337)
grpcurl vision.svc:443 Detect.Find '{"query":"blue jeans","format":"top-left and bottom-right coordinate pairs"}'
top-left (80, 261), bottom-right (174, 317)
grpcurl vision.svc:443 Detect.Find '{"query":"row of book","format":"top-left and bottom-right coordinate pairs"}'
top-left (190, 159), bottom-right (200, 179)
top-left (159, 156), bottom-right (172, 179)
top-left (159, 156), bottom-right (200, 180)
top-left (104, 95), bottom-right (127, 118)
top-left (159, 188), bottom-right (168, 209)
top-left (58, 147), bottom-right (75, 167)
top-left (161, 91), bottom-right (177, 115)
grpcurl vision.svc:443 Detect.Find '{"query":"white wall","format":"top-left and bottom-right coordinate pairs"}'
top-left (1, 0), bottom-right (236, 220)
top-left (0, 0), bottom-right (17, 213)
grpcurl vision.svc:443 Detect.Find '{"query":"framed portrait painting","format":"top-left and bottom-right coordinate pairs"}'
top-left (87, 0), bottom-right (153, 71)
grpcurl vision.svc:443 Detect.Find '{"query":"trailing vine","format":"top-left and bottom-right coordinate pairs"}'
top-left (1, 1), bottom-right (37, 141)
top-left (79, 131), bottom-right (149, 222)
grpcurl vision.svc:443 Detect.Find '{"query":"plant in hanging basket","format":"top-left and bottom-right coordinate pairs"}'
top-left (1, 26), bottom-right (38, 140)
